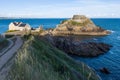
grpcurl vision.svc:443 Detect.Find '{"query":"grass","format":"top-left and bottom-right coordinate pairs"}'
top-left (6, 36), bottom-right (100, 80)
top-left (68, 19), bottom-right (93, 26)
top-left (0, 39), bottom-right (9, 52)
top-left (5, 35), bottom-right (14, 38)
top-left (6, 30), bottom-right (19, 33)
top-left (61, 20), bottom-right (68, 24)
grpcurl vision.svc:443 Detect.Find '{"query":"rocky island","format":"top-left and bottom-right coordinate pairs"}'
top-left (51, 15), bottom-right (110, 36)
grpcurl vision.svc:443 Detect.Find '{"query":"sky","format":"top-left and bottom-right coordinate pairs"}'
top-left (0, 0), bottom-right (120, 18)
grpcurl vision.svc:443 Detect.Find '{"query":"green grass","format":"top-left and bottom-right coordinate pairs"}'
top-left (0, 39), bottom-right (9, 51)
top-left (6, 30), bottom-right (19, 33)
top-left (68, 20), bottom-right (92, 26)
top-left (6, 36), bottom-right (100, 80)
top-left (61, 20), bottom-right (68, 24)
top-left (5, 35), bottom-right (14, 38)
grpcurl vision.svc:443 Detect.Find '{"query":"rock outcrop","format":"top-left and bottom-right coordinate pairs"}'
top-left (43, 35), bottom-right (112, 57)
top-left (100, 67), bottom-right (111, 74)
top-left (52, 15), bottom-right (110, 36)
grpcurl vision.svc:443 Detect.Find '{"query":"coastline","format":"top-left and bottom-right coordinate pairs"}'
top-left (52, 31), bottom-right (110, 36)
top-left (0, 17), bottom-right (117, 79)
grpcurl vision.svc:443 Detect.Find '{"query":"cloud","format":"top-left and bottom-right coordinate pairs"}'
top-left (0, 0), bottom-right (120, 18)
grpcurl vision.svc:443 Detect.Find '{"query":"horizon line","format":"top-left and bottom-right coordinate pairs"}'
top-left (0, 17), bottom-right (120, 19)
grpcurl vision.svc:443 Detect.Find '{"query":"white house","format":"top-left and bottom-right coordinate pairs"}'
top-left (9, 22), bottom-right (31, 31)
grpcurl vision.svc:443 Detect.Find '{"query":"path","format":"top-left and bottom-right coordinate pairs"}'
top-left (0, 36), bottom-right (23, 80)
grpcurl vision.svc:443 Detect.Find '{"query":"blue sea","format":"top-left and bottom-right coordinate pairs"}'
top-left (0, 18), bottom-right (120, 80)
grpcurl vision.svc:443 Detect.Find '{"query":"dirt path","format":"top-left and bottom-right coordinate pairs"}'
top-left (0, 36), bottom-right (23, 80)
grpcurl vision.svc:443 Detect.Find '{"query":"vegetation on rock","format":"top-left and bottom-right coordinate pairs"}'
top-left (68, 19), bottom-right (92, 26)
top-left (61, 20), bottom-right (68, 24)
top-left (6, 30), bottom-right (19, 33)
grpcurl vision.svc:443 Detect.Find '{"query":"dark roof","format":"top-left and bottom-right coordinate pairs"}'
top-left (12, 22), bottom-right (27, 27)
top-left (13, 22), bottom-right (21, 26)
top-left (19, 24), bottom-right (26, 27)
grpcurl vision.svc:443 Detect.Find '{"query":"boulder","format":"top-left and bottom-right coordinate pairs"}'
top-left (100, 67), bottom-right (111, 74)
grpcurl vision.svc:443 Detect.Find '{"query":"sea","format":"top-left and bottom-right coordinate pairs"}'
top-left (0, 18), bottom-right (120, 80)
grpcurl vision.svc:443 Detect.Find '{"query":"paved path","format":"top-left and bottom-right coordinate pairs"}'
top-left (0, 36), bottom-right (23, 80)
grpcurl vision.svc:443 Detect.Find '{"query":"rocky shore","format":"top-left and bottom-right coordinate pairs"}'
top-left (42, 35), bottom-right (112, 57)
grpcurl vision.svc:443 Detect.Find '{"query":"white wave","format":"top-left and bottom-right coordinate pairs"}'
top-left (93, 38), bottom-right (98, 41)
top-left (117, 36), bottom-right (120, 40)
top-left (110, 51), bottom-right (114, 54)
top-left (107, 30), bottom-right (115, 33)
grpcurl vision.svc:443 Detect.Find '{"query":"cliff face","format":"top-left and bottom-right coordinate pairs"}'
top-left (52, 15), bottom-right (110, 36)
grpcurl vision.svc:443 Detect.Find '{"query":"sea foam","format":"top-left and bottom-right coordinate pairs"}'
top-left (108, 30), bottom-right (115, 33)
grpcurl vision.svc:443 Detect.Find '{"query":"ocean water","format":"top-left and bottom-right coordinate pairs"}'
top-left (0, 18), bottom-right (120, 80)
top-left (73, 18), bottom-right (120, 80)
top-left (0, 18), bottom-right (66, 33)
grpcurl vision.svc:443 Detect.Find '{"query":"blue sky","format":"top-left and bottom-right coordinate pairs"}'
top-left (0, 0), bottom-right (120, 18)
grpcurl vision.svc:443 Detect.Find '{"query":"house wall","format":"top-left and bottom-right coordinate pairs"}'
top-left (9, 23), bottom-right (31, 31)
top-left (15, 27), bottom-right (25, 31)
top-left (9, 23), bottom-right (16, 30)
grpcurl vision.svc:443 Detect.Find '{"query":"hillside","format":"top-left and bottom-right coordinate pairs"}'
top-left (6, 35), bottom-right (100, 80)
